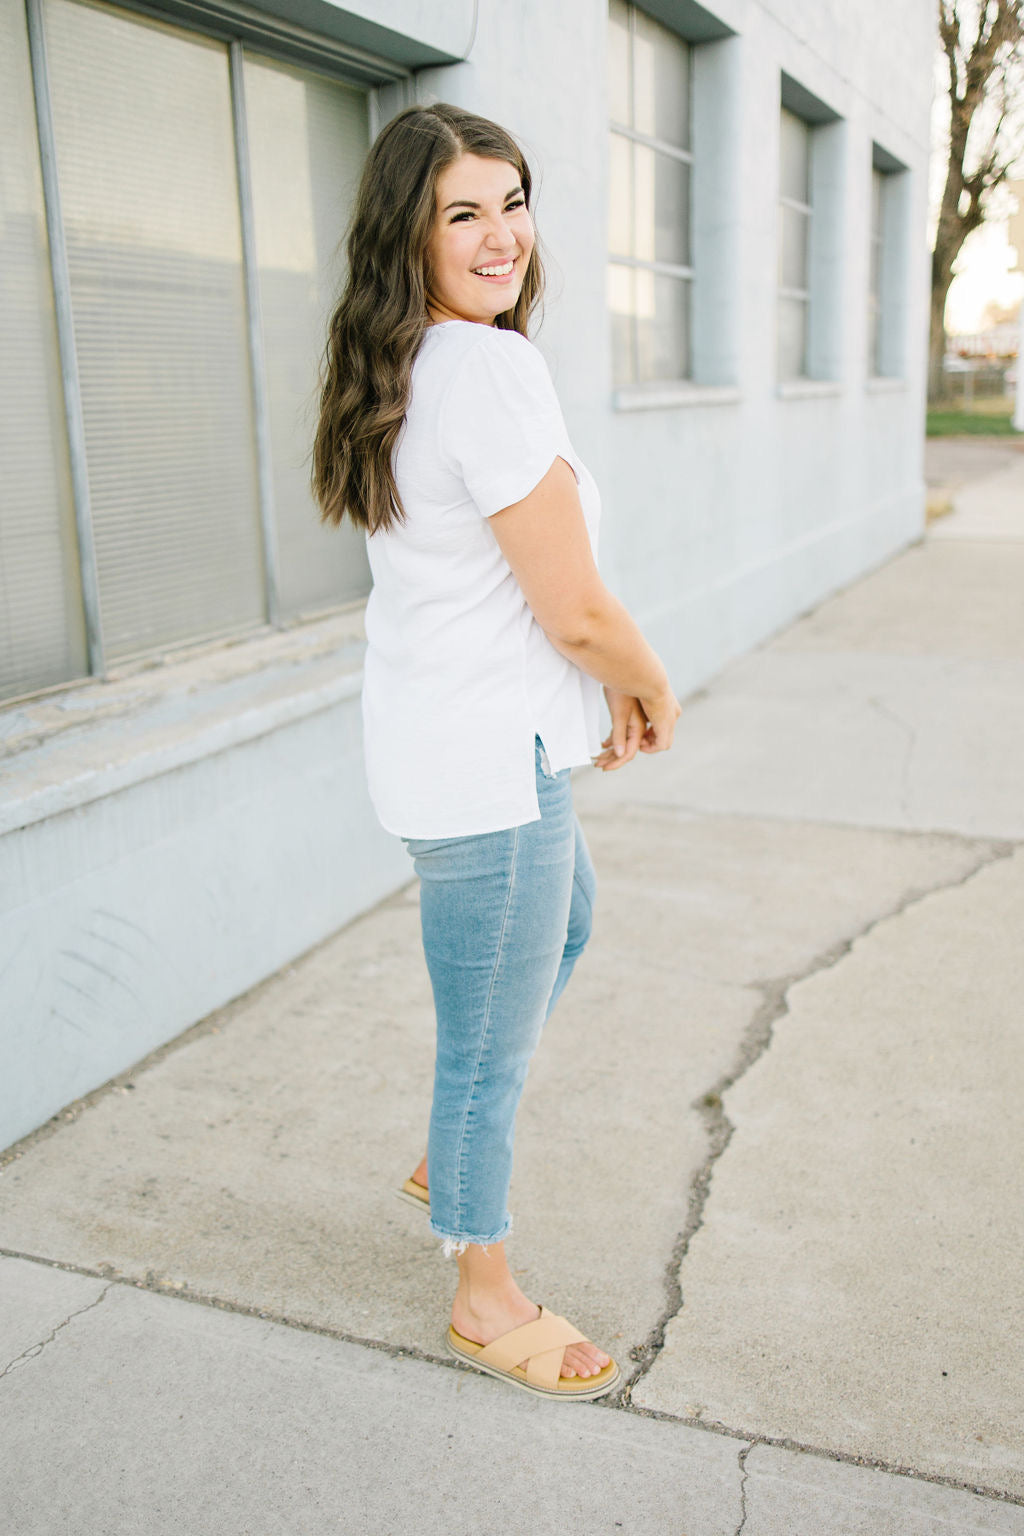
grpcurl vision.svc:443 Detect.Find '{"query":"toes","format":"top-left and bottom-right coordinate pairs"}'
top-left (558, 1343), bottom-right (613, 1379)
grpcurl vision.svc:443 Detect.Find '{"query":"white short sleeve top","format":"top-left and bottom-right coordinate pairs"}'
top-left (360, 319), bottom-right (602, 838)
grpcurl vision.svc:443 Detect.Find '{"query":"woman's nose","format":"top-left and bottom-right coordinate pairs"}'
top-left (484, 212), bottom-right (517, 245)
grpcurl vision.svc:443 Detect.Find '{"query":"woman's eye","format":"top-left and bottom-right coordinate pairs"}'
top-left (450, 200), bottom-right (525, 224)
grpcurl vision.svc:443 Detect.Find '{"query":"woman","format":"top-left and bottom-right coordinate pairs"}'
top-left (314, 102), bottom-right (680, 1400)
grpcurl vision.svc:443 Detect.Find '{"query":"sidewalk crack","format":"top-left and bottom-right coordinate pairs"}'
top-left (0, 1283), bottom-right (113, 1382)
top-left (866, 694), bottom-right (917, 822)
top-left (735, 1441), bottom-right (756, 1535)
top-left (620, 837), bottom-right (1015, 1399)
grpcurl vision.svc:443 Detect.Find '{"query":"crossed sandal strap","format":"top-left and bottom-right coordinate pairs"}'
top-left (474, 1306), bottom-right (589, 1391)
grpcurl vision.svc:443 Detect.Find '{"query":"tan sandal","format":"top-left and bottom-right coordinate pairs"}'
top-left (446, 1305), bottom-right (621, 1400)
top-left (394, 1176), bottom-right (430, 1212)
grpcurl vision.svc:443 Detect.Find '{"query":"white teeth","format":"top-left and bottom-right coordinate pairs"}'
top-left (473, 260), bottom-right (514, 276)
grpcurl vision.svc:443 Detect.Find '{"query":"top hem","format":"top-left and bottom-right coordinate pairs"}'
top-left (386, 804), bottom-right (543, 840)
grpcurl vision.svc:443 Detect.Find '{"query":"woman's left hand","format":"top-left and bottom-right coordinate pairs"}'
top-left (593, 688), bottom-right (647, 771)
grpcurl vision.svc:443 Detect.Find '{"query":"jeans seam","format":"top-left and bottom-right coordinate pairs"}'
top-left (571, 864), bottom-right (594, 928)
top-left (450, 824), bottom-right (520, 1236)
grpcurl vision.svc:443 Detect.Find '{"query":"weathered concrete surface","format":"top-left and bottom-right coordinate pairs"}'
top-left (927, 449), bottom-right (1024, 542)
top-left (4, 1254), bottom-right (1021, 1536)
top-left (740, 1446), bottom-right (1024, 1536)
top-left (922, 436), bottom-right (1023, 494)
top-left (0, 1256), bottom-right (744, 1536)
top-left (632, 848), bottom-right (1024, 1495)
top-left (1, 444), bottom-right (1023, 1528)
top-left (575, 451), bottom-right (1024, 842)
top-left (0, 814), bottom-right (980, 1366)
top-left (0, 1252), bottom-right (107, 1369)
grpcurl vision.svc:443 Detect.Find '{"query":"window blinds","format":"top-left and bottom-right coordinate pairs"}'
top-left (43, 0), bottom-right (266, 663)
top-left (0, 0), bottom-right (86, 701)
top-left (243, 52), bottom-right (371, 617)
top-left (3, 0), bottom-right (374, 699)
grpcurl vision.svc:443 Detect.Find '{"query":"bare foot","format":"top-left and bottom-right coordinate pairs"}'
top-left (410, 1155), bottom-right (428, 1191)
top-left (452, 1285), bottom-right (611, 1380)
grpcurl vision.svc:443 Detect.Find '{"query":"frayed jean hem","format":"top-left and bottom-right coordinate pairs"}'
top-left (430, 1213), bottom-right (513, 1259)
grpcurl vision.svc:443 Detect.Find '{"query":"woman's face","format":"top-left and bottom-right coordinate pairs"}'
top-left (425, 153), bottom-right (535, 326)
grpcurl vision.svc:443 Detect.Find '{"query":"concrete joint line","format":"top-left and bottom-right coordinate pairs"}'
top-left (0, 1281), bottom-right (112, 1382)
top-left (0, 1247), bottom-right (468, 1378)
top-left (621, 835), bottom-right (1016, 1406)
top-left (601, 1401), bottom-right (1024, 1508)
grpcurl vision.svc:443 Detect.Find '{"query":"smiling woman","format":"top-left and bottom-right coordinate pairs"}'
top-left (312, 102), bottom-right (679, 1401)
top-left (425, 156), bottom-right (536, 326)
top-left (312, 103), bottom-right (544, 537)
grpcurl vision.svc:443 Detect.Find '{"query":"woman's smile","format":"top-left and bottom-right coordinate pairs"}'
top-left (472, 258), bottom-right (518, 283)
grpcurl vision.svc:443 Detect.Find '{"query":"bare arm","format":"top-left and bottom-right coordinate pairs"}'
top-left (488, 457), bottom-right (680, 752)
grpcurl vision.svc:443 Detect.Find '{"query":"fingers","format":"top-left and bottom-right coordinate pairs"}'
top-left (595, 690), bottom-right (682, 769)
top-left (594, 701), bottom-right (645, 770)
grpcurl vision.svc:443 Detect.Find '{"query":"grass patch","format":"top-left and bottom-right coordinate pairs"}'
top-left (926, 400), bottom-right (1020, 437)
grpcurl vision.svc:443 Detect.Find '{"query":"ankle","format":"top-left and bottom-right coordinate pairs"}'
top-left (454, 1276), bottom-right (531, 1320)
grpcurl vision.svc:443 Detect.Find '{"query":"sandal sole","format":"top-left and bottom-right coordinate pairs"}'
top-left (394, 1184), bottom-right (430, 1213)
top-left (446, 1327), bottom-right (621, 1401)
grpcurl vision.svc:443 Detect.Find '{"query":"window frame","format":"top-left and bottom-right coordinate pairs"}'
top-left (608, 0), bottom-right (695, 390)
top-left (868, 142), bottom-right (910, 382)
top-left (777, 105), bottom-right (813, 382)
top-left (776, 73), bottom-right (844, 392)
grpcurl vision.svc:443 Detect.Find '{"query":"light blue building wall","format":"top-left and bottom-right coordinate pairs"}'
top-left (0, 0), bottom-right (934, 1149)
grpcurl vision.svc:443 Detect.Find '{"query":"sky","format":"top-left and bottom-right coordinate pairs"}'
top-left (943, 189), bottom-right (1024, 334)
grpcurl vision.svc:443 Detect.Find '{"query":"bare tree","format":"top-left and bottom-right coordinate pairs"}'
top-left (930, 0), bottom-right (1024, 401)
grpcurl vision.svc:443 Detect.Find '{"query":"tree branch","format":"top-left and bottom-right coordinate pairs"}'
top-left (929, 0), bottom-right (1024, 399)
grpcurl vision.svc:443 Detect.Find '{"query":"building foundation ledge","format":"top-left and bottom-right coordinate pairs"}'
top-left (0, 611), bottom-right (367, 837)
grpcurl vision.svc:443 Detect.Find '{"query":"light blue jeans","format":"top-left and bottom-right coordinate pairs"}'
top-left (402, 736), bottom-right (596, 1256)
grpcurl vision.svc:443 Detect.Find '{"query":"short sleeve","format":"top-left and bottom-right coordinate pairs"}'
top-left (439, 331), bottom-right (577, 517)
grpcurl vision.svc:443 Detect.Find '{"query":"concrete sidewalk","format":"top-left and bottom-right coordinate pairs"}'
top-left (2, 440), bottom-right (1024, 1534)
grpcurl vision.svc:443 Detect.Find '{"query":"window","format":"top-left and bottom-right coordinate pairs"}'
top-left (0, 0), bottom-right (372, 705)
top-left (868, 145), bottom-right (909, 379)
top-left (867, 167), bottom-right (884, 374)
top-left (777, 107), bottom-right (812, 381)
top-left (608, 0), bottom-right (693, 388)
top-left (776, 76), bottom-right (844, 386)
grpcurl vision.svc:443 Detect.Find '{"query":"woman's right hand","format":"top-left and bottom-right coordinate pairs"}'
top-left (638, 687), bottom-right (682, 753)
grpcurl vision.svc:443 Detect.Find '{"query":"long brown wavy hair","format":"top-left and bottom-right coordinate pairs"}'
top-left (312, 103), bottom-right (546, 536)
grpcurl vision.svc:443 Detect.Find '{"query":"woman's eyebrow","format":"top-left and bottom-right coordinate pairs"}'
top-left (441, 187), bottom-right (525, 212)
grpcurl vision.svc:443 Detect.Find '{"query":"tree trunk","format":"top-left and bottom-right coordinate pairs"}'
top-left (928, 274), bottom-right (954, 404)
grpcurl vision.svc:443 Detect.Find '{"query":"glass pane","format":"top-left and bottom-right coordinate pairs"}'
top-left (608, 0), bottom-right (631, 126)
top-left (656, 150), bottom-right (690, 266)
top-left (635, 269), bottom-right (689, 382)
top-left (0, 0), bottom-right (87, 700)
top-left (779, 203), bottom-right (809, 291)
top-left (868, 296), bottom-right (881, 377)
top-left (871, 166), bottom-right (884, 239)
top-left (244, 53), bottom-right (370, 616)
top-left (779, 107), bottom-right (810, 203)
top-left (45, 0), bottom-right (264, 663)
top-left (633, 7), bottom-right (690, 149)
top-left (607, 262), bottom-right (635, 389)
top-left (608, 131), bottom-right (633, 258)
top-left (633, 143), bottom-right (689, 267)
top-left (868, 231), bottom-right (882, 303)
top-left (777, 295), bottom-right (807, 380)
